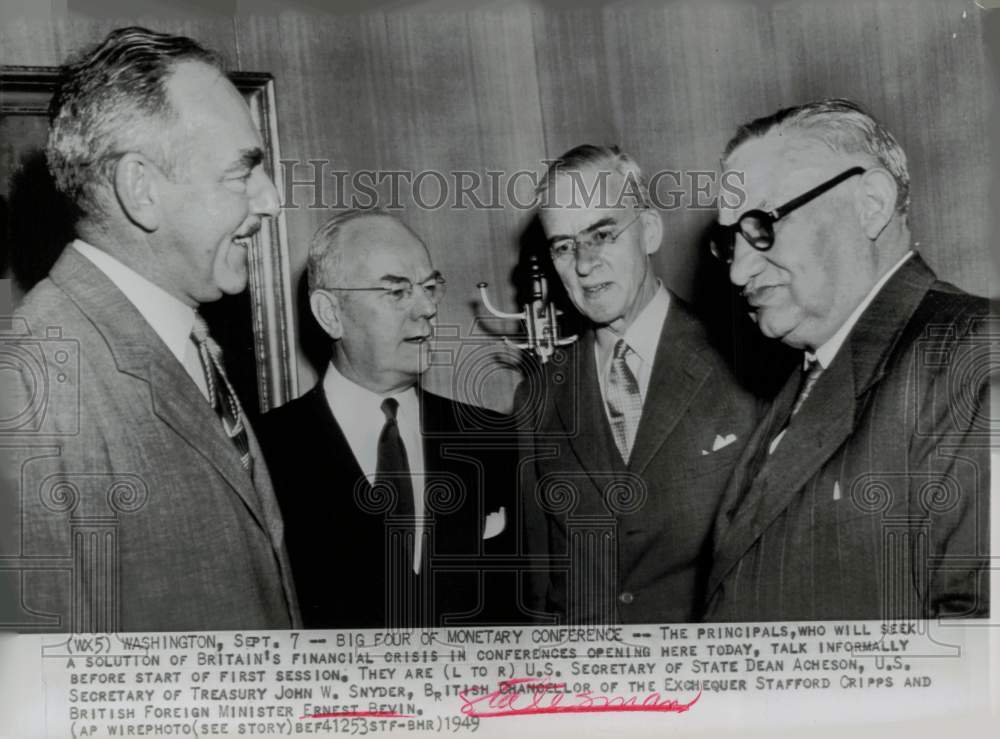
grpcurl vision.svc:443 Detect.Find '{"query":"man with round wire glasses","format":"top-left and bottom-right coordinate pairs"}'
top-left (704, 98), bottom-right (991, 622)
top-left (258, 208), bottom-right (518, 628)
top-left (517, 144), bottom-right (758, 625)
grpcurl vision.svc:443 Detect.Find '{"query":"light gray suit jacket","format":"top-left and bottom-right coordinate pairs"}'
top-left (1, 247), bottom-right (301, 632)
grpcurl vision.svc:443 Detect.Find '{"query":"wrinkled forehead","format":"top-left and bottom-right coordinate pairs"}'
top-left (719, 131), bottom-right (848, 222)
top-left (539, 168), bottom-right (636, 234)
top-left (341, 216), bottom-right (433, 282)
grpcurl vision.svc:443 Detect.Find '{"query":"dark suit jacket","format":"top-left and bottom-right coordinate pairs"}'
top-left (1, 247), bottom-right (300, 632)
top-left (516, 295), bottom-right (759, 624)
top-left (258, 383), bottom-right (519, 629)
top-left (704, 255), bottom-right (992, 621)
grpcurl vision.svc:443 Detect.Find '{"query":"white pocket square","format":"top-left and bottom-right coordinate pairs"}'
top-left (703, 433), bottom-right (738, 455)
top-left (483, 506), bottom-right (506, 540)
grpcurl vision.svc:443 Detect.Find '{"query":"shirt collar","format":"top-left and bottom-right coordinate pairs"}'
top-left (807, 250), bottom-right (913, 370)
top-left (595, 281), bottom-right (670, 364)
top-left (71, 239), bottom-right (196, 365)
top-left (322, 359), bottom-right (419, 417)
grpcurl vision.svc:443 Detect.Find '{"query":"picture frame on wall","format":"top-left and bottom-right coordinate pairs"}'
top-left (0, 65), bottom-right (298, 414)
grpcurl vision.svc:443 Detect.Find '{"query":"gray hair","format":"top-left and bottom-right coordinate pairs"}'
top-left (307, 207), bottom-right (397, 292)
top-left (46, 26), bottom-right (223, 219)
top-left (535, 143), bottom-right (652, 210)
top-left (723, 98), bottom-right (910, 214)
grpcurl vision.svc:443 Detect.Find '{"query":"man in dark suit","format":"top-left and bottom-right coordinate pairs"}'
top-left (0, 27), bottom-right (299, 631)
top-left (704, 98), bottom-right (991, 621)
top-left (258, 209), bottom-right (517, 629)
top-left (518, 145), bottom-right (759, 624)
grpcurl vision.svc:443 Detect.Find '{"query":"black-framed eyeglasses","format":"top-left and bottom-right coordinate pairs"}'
top-left (709, 166), bottom-right (866, 263)
top-left (548, 211), bottom-right (643, 263)
top-left (322, 272), bottom-right (447, 307)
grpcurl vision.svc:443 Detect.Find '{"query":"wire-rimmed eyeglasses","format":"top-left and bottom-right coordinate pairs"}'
top-left (548, 212), bottom-right (643, 263)
top-left (321, 272), bottom-right (447, 307)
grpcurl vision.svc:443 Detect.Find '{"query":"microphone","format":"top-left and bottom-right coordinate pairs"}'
top-left (477, 254), bottom-right (577, 364)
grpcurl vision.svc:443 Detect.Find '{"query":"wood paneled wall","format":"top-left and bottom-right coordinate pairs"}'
top-left (1, 0), bottom-right (992, 411)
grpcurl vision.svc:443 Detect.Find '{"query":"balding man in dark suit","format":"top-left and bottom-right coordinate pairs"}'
top-left (704, 99), bottom-right (991, 621)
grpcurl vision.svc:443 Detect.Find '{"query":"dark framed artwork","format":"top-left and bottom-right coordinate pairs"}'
top-left (0, 66), bottom-right (298, 414)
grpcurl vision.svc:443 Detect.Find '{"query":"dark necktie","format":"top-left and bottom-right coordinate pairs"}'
top-left (788, 358), bottom-right (824, 419)
top-left (191, 313), bottom-right (252, 473)
top-left (605, 338), bottom-right (643, 463)
top-left (376, 397), bottom-right (415, 546)
top-left (728, 357), bottom-right (826, 520)
top-left (376, 398), bottom-right (422, 627)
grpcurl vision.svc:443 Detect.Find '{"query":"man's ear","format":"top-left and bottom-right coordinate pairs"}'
top-left (855, 167), bottom-right (897, 240)
top-left (113, 153), bottom-right (160, 232)
top-left (309, 289), bottom-right (344, 340)
top-left (639, 207), bottom-right (663, 256)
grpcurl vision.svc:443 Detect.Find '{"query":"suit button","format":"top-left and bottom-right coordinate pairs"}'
top-left (619, 591), bottom-right (635, 605)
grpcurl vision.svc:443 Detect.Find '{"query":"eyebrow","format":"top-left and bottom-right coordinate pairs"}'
top-left (225, 147), bottom-right (265, 174)
top-left (546, 217), bottom-right (617, 243)
top-left (376, 270), bottom-right (442, 285)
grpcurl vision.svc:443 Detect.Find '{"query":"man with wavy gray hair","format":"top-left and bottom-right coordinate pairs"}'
top-left (1, 27), bottom-right (299, 631)
top-left (704, 98), bottom-right (991, 621)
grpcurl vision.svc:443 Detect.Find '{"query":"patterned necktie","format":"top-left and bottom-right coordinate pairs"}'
top-left (605, 338), bottom-right (643, 463)
top-left (790, 358), bottom-right (824, 418)
top-left (728, 357), bottom-right (827, 521)
top-left (191, 313), bottom-right (252, 472)
top-left (766, 357), bottom-right (825, 456)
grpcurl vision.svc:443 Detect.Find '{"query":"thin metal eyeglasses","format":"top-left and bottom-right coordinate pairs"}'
top-left (709, 166), bottom-right (866, 263)
top-left (322, 272), bottom-right (447, 306)
top-left (548, 212), bottom-right (643, 263)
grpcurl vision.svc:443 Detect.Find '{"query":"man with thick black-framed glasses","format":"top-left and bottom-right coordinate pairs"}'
top-left (257, 208), bottom-right (519, 628)
top-left (704, 98), bottom-right (991, 622)
top-left (516, 144), bottom-right (759, 625)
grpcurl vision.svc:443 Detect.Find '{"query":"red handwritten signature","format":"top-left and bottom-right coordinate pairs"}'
top-left (459, 677), bottom-right (701, 718)
top-left (301, 711), bottom-right (413, 719)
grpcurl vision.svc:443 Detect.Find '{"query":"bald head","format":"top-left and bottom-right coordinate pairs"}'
top-left (307, 209), bottom-right (427, 292)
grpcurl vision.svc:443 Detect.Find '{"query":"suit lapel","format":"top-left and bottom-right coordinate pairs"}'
top-left (707, 254), bottom-right (938, 598)
top-left (304, 383), bottom-right (370, 496)
top-left (419, 389), bottom-right (483, 549)
top-left (49, 248), bottom-right (266, 526)
top-left (708, 358), bottom-right (857, 594)
top-left (713, 374), bottom-right (799, 546)
top-left (552, 333), bottom-right (622, 482)
top-left (628, 299), bottom-right (712, 475)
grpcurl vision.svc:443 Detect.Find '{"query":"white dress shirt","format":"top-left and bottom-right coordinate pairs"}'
top-left (322, 361), bottom-right (426, 573)
top-left (71, 239), bottom-right (209, 399)
top-left (594, 281), bottom-right (670, 420)
top-left (806, 251), bottom-right (914, 370)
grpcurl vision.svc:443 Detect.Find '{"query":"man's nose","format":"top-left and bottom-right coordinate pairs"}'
top-left (250, 168), bottom-right (280, 218)
top-left (728, 235), bottom-right (765, 288)
top-left (411, 285), bottom-right (438, 320)
top-left (574, 243), bottom-right (601, 276)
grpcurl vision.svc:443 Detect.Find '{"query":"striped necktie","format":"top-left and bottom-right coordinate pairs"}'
top-left (790, 358), bottom-right (824, 418)
top-left (191, 313), bottom-right (253, 473)
top-left (605, 338), bottom-right (643, 463)
top-left (766, 357), bottom-right (825, 456)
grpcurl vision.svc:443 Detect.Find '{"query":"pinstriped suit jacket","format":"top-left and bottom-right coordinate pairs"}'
top-left (704, 255), bottom-right (991, 621)
top-left (1, 248), bottom-right (301, 632)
